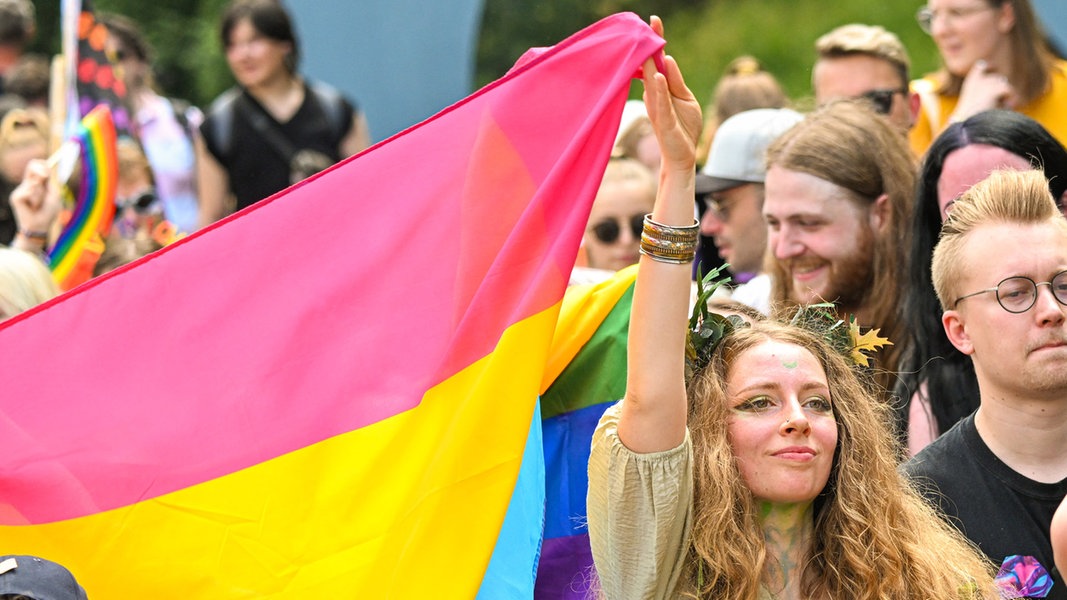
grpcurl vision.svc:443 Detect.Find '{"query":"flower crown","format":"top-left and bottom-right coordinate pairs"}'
top-left (684, 266), bottom-right (892, 383)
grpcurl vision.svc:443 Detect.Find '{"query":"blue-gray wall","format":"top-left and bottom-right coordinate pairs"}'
top-left (290, 0), bottom-right (485, 143)
top-left (1034, 0), bottom-right (1066, 56)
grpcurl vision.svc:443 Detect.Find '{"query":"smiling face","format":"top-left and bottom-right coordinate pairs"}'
top-left (725, 340), bottom-right (837, 504)
top-left (945, 221), bottom-right (1067, 399)
top-left (937, 144), bottom-right (1034, 220)
top-left (224, 18), bottom-right (292, 90)
top-left (764, 166), bottom-right (879, 313)
top-left (927, 0), bottom-right (1014, 77)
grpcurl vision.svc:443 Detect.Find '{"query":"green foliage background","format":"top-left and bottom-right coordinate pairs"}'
top-left (478, 0), bottom-right (941, 110)
top-left (26, 0), bottom-right (940, 114)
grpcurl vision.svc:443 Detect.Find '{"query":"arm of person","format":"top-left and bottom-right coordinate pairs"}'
top-left (195, 134), bottom-right (234, 229)
top-left (616, 16), bottom-right (702, 454)
top-left (339, 111), bottom-right (371, 158)
top-left (9, 159), bottom-right (60, 255)
top-left (1053, 495), bottom-right (1067, 582)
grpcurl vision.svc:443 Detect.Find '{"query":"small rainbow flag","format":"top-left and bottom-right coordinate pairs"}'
top-left (0, 13), bottom-right (663, 598)
top-left (47, 104), bottom-right (118, 290)
top-left (536, 266), bottom-right (635, 597)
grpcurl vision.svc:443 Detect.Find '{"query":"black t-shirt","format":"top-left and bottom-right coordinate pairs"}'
top-left (905, 413), bottom-right (1067, 599)
top-left (201, 82), bottom-right (354, 211)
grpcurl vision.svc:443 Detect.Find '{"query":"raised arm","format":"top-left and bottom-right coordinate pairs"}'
top-left (195, 134), bottom-right (234, 229)
top-left (616, 16), bottom-right (702, 453)
top-left (9, 159), bottom-right (61, 255)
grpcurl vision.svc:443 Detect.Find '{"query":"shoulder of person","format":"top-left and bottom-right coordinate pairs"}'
top-left (304, 79), bottom-right (357, 130)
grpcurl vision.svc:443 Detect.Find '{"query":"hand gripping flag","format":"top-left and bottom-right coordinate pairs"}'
top-left (0, 13), bottom-right (664, 599)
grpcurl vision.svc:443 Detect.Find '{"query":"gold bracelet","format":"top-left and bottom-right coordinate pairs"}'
top-left (639, 214), bottom-right (698, 263)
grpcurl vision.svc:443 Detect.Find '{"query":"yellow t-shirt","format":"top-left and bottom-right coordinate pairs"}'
top-left (909, 59), bottom-right (1067, 157)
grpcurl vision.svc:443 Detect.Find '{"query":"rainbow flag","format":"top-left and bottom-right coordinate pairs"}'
top-left (48, 104), bottom-right (118, 291)
top-left (0, 13), bottom-right (663, 598)
top-left (535, 266), bottom-right (636, 597)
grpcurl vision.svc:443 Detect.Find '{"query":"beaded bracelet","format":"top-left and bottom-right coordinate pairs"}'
top-left (639, 214), bottom-right (698, 264)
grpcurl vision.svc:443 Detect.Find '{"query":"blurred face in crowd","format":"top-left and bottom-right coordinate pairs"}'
top-left (924, 0), bottom-right (1015, 76)
top-left (0, 113), bottom-right (47, 184)
top-left (812, 55), bottom-right (914, 131)
top-left (764, 166), bottom-right (884, 314)
top-left (936, 144), bottom-right (1034, 220)
top-left (700, 183), bottom-right (767, 275)
top-left (584, 178), bottom-right (655, 272)
top-left (726, 340), bottom-right (838, 504)
top-left (224, 18), bottom-right (292, 89)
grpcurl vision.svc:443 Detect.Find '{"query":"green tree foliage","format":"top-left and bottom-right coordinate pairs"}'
top-left (476, 0), bottom-right (708, 88)
top-left (477, 0), bottom-right (940, 113)
top-left (27, 0), bottom-right (233, 109)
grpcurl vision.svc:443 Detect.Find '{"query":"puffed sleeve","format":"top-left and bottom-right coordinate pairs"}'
top-left (587, 401), bottom-right (693, 600)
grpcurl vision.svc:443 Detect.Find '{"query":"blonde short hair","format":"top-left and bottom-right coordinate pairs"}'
top-left (815, 24), bottom-right (911, 87)
top-left (932, 169), bottom-right (1067, 310)
top-left (0, 248), bottom-right (58, 319)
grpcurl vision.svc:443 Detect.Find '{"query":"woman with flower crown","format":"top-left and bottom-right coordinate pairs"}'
top-left (585, 17), bottom-right (1000, 600)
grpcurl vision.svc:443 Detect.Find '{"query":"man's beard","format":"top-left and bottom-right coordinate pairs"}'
top-left (788, 225), bottom-right (875, 314)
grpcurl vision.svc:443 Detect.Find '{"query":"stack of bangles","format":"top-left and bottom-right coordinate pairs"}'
top-left (639, 214), bottom-right (699, 264)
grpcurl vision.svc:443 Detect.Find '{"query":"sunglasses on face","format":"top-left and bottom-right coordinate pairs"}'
top-left (857, 89), bottom-right (905, 115)
top-left (590, 213), bottom-right (645, 244)
top-left (116, 190), bottom-right (158, 214)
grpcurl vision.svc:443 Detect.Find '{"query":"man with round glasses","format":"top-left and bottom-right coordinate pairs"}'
top-left (907, 168), bottom-right (1067, 600)
top-left (812, 24), bottom-right (918, 134)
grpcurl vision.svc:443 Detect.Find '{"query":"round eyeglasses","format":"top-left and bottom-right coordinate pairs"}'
top-left (916, 4), bottom-right (996, 35)
top-left (953, 270), bottom-right (1067, 313)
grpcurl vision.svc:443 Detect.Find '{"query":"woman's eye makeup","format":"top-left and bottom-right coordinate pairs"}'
top-left (735, 396), bottom-right (775, 411)
top-left (804, 395), bottom-right (833, 413)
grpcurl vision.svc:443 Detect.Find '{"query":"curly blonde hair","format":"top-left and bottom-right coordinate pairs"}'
top-left (678, 322), bottom-right (998, 599)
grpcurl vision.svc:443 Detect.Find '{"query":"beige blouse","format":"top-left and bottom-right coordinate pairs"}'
top-left (586, 401), bottom-right (694, 599)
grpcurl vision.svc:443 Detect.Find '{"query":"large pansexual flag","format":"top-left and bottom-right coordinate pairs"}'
top-left (0, 13), bottom-right (663, 599)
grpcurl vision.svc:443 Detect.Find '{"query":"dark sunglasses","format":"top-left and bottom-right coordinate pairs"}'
top-left (857, 89), bottom-right (904, 115)
top-left (116, 190), bottom-right (158, 214)
top-left (590, 213), bottom-right (645, 244)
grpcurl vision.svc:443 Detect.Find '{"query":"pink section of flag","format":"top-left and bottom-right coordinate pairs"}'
top-left (0, 13), bottom-right (665, 525)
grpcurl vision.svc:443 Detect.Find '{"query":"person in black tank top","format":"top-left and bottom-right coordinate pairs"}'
top-left (196, 0), bottom-right (369, 227)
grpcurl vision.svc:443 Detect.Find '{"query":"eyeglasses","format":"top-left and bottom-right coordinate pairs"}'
top-left (916, 4), bottom-right (996, 34)
top-left (590, 213), bottom-right (645, 244)
top-left (857, 89), bottom-right (905, 115)
top-left (703, 196), bottom-right (736, 222)
top-left (954, 270), bottom-right (1067, 313)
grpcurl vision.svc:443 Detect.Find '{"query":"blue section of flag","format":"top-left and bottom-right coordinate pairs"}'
top-left (477, 400), bottom-right (546, 599)
top-left (542, 401), bottom-right (614, 540)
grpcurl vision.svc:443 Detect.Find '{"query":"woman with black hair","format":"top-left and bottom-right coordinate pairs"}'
top-left (196, 0), bottom-right (369, 226)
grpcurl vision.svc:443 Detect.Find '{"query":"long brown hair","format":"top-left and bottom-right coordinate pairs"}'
top-left (935, 0), bottom-right (1057, 105)
top-left (680, 322), bottom-right (998, 599)
top-left (764, 101), bottom-right (915, 397)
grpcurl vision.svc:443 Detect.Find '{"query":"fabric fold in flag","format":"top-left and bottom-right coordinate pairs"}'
top-left (535, 266), bottom-right (636, 598)
top-left (0, 12), bottom-right (663, 598)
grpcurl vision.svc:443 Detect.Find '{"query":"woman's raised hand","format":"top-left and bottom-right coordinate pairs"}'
top-left (642, 16), bottom-right (702, 176)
